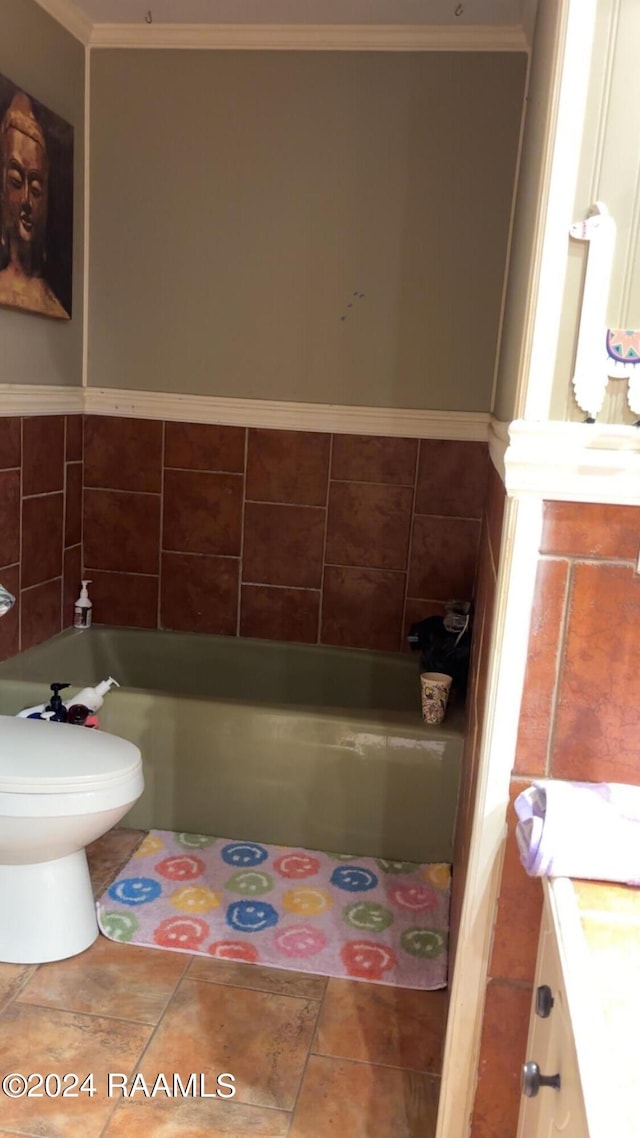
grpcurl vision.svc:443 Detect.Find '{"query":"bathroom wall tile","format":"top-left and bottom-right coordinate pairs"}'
top-left (0, 1003), bottom-right (150, 1136)
top-left (415, 440), bottom-right (489, 519)
top-left (84, 415), bottom-right (163, 493)
top-left (161, 552), bottom-right (239, 635)
top-left (64, 461), bottom-right (82, 548)
top-left (65, 414), bottom-right (83, 462)
top-left (164, 421), bottom-right (245, 472)
top-left (408, 516), bottom-right (481, 601)
top-left (22, 414), bottom-right (65, 496)
top-left (137, 979), bottom-right (318, 1110)
top-left (489, 780), bottom-right (543, 983)
top-left (87, 570), bottom-right (159, 629)
top-left (541, 500), bottom-right (640, 560)
top-left (290, 1055), bottom-right (439, 1138)
top-left (321, 565), bottom-right (405, 651)
top-left (514, 558), bottom-right (569, 777)
top-left (551, 562), bottom-right (640, 783)
top-left (471, 980), bottom-right (532, 1138)
top-left (63, 545), bottom-right (82, 627)
top-left (331, 434), bottom-right (418, 485)
top-left (20, 578), bottom-right (61, 651)
top-left (21, 493), bottom-right (64, 589)
top-left (102, 1096), bottom-right (291, 1138)
top-left (0, 470), bottom-right (20, 568)
top-left (18, 936), bottom-right (187, 1024)
top-left (83, 489), bottom-right (161, 574)
top-left (313, 979), bottom-right (446, 1073)
top-left (485, 460), bottom-right (506, 569)
top-left (243, 502), bottom-right (325, 589)
top-left (187, 955), bottom-right (327, 1001)
top-left (163, 469), bottom-right (243, 557)
top-left (0, 564), bottom-right (19, 662)
top-left (240, 584), bottom-right (320, 644)
top-left (246, 428), bottom-right (330, 506)
top-left (325, 482), bottom-right (413, 571)
top-left (0, 417), bottom-right (20, 469)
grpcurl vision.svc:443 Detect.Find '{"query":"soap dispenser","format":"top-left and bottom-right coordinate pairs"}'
top-left (74, 580), bottom-right (93, 629)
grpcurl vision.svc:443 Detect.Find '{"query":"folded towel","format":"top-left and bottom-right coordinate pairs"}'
top-left (514, 780), bottom-right (640, 885)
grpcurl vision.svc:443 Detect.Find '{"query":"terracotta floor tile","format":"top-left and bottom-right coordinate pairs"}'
top-left (17, 935), bottom-right (188, 1023)
top-left (87, 827), bottom-right (146, 896)
top-left (138, 979), bottom-right (318, 1111)
top-left (290, 1054), bottom-right (440, 1138)
top-left (101, 1095), bottom-right (290, 1137)
top-left (0, 963), bottom-right (36, 1014)
top-left (313, 979), bottom-right (446, 1073)
top-left (0, 1003), bottom-right (150, 1137)
top-left (187, 957), bottom-right (327, 1001)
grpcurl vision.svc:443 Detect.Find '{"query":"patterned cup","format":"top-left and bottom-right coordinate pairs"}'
top-left (420, 672), bottom-right (453, 725)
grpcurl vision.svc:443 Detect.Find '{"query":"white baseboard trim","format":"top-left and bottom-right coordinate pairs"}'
top-left (505, 418), bottom-right (640, 505)
top-left (0, 385), bottom-right (84, 416)
top-left (0, 384), bottom-right (490, 440)
top-left (85, 388), bottom-right (491, 439)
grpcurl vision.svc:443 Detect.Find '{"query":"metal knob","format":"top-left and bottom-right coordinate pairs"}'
top-left (535, 984), bottom-right (554, 1018)
top-left (522, 1061), bottom-right (561, 1097)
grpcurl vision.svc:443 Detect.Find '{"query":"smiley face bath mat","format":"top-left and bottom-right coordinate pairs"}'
top-left (97, 831), bottom-right (451, 990)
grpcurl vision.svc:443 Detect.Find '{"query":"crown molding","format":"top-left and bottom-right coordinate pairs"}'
top-left (505, 418), bottom-right (640, 504)
top-left (87, 22), bottom-right (528, 52)
top-left (33, 0), bottom-right (92, 44)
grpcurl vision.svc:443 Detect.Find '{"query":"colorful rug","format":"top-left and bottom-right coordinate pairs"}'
top-left (96, 830), bottom-right (451, 990)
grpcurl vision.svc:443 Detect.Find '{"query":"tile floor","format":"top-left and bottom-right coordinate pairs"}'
top-left (0, 829), bottom-right (446, 1138)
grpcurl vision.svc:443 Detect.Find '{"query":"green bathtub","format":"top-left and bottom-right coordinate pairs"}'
top-left (0, 627), bottom-right (463, 863)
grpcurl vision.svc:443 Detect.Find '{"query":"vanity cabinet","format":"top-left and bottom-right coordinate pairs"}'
top-left (517, 888), bottom-right (590, 1138)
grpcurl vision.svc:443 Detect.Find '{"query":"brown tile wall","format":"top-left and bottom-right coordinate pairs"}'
top-left (449, 461), bottom-right (506, 969)
top-left (0, 415), bottom-right (83, 663)
top-left (81, 417), bottom-right (489, 652)
top-left (472, 499), bottom-right (640, 1137)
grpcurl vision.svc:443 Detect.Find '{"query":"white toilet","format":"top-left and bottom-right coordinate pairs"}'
top-left (0, 715), bottom-right (143, 964)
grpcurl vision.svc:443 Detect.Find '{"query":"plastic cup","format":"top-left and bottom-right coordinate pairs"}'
top-left (420, 672), bottom-right (453, 725)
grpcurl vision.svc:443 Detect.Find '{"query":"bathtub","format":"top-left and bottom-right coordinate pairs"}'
top-left (0, 627), bottom-right (463, 863)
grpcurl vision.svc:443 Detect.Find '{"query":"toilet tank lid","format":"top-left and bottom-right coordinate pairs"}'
top-left (0, 715), bottom-right (141, 788)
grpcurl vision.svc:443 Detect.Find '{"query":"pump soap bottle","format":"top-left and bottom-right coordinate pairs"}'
top-left (74, 580), bottom-right (93, 629)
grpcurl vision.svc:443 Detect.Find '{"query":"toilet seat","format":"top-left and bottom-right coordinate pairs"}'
top-left (0, 715), bottom-right (141, 795)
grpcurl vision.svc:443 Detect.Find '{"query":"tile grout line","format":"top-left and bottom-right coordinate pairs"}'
top-left (401, 438), bottom-right (421, 652)
top-left (306, 1048), bottom-right (445, 1079)
top-left (285, 978), bottom-right (329, 1133)
top-left (157, 421), bottom-right (166, 630)
top-left (317, 435), bottom-right (333, 646)
top-left (544, 559), bottom-right (574, 778)
top-left (237, 427), bottom-right (249, 637)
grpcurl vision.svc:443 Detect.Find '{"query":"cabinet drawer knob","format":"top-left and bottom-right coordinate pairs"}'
top-left (535, 984), bottom-right (554, 1017)
top-left (521, 1061), bottom-right (561, 1097)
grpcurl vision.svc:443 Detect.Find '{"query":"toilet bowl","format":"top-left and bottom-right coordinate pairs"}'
top-left (0, 715), bottom-right (143, 964)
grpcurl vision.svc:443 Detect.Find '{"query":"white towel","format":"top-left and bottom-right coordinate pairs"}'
top-left (514, 780), bottom-right (640, 885)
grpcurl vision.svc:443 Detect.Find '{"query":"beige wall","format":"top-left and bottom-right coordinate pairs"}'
top-left (550, 0), bottom-right (640, 423)
top-left (0, 0), bottom-right (85, 386)
top-left (491, 0), bottom-right (562, 423)
top-left (89, 50), bottom-right (525, 410)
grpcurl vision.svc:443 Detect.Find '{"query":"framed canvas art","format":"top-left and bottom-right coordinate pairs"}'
top-left (0, 72), bottom-right (73, 320)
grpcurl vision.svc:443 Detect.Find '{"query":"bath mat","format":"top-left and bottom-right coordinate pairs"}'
top-left (97, 831), bottom-right (451, 990)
